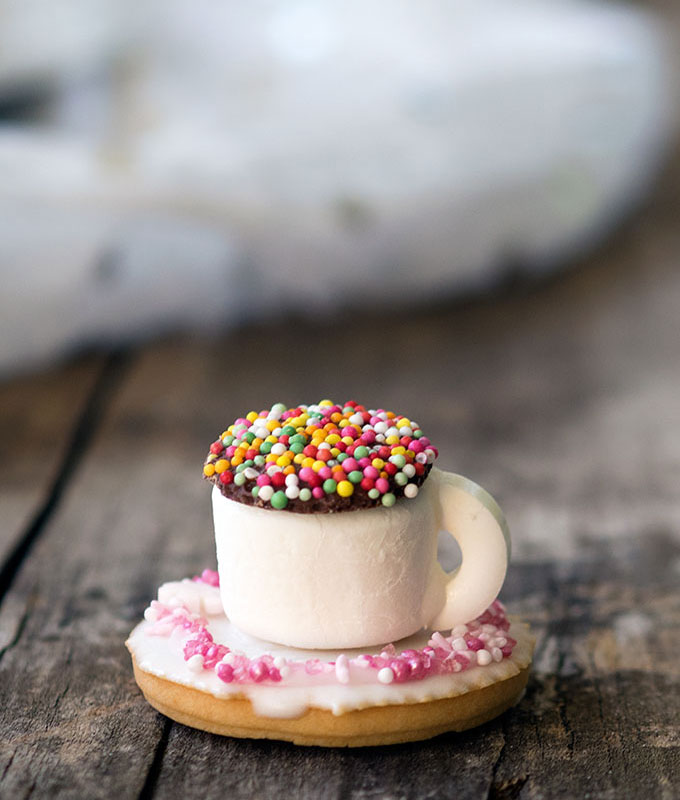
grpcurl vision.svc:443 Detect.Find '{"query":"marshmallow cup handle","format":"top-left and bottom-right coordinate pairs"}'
top-left (426, 468), bottom-right (511, 632)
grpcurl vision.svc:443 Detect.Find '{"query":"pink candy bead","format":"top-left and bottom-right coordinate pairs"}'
top-left (318, 466), bottom-right (332, 480)
top-left (217, 663), bottom-right (234, 683)
top-left (256, 474), bottom-right (271, 487)
top-left (299, 467), bottom-right (315, 482)
top-left (363, 465), bottom-right (379, 479)
top-left (375, 477), bottom-right (390, 494)
top-left (342, 458), bottom-right (359, 473)
top-left (312, 486), bottom-right (325, 499)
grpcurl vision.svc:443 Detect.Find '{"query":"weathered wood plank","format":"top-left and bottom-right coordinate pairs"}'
top-left (0, 355), bottom-right (105, 564)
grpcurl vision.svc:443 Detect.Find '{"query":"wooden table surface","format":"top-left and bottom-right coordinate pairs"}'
top-left (2, 138), bottom-right (680, 800)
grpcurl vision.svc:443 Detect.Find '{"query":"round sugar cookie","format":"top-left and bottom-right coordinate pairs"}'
top-left (127, 573), bottom-right (534, 747)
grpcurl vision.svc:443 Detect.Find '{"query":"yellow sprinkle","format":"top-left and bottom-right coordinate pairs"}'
top-left (392, 446), bottom-right (406, 455)
top-left (385, 435), bottom-right (400, 445)
top-left (326, 434), bottom-right (341, 445)
top-left (312, 460), bottom-right (325, 472)
top-left (276, 456), bottom-right (291, 468)
top-left (252, 437), bottom-right (263, 448)
top-left (214, 459), bottom-right (229, 473)
top-left (342, 436), bottom-right (354, 446)
top-left (337, 480), bottom-right (354, 497)
top-left (302, 457), bottom-right (315, 468)
top-left (406, 450), bottom-right (415, 458)
top-left (265, 435), bottom-right (277, 443)
top-left (230, 455), bottom-right (243, 466)
top-left (330, 447), bottom-right (340, 457)
top-left (319, 399), bottom-right (333, 407)
top-left (265, 420), bottom-right (278, 432)
top-left (246, 411), bottom-right (258, 423)
top-left (372, 458), bottom-right (385, 469)
top-left (203, 463), bottom-right (215, 477)
top-left (293, 453), bottom-right (306, 464)
top-left (397, 417), bottom-right (411, 429)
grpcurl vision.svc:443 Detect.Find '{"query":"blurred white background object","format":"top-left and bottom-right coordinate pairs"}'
top-left (0, 0), bottom-right (673, 375)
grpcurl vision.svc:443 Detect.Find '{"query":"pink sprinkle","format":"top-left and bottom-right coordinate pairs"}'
top-left (256, 474), bottom-right (272, 487)
top-left (409, 440), bottom-right (424, 453)
top-left (363, 465), bottom-right (379, 479)
top-left (390, 659), bottom-right (411, 682)
top-left (249, 661), bottom-right (269, 682)
top-left (299, 467), bottom-right (315, 482)
top-left (360, 431), bottom-right (376, 445)
top-left (198, 569), bottom-right (219, 587)
top-left (312, 486), bottom-right (325, 499)
top-left (318, 466), bottom-right (332, 480)
top-left (217, 663), bottom-right (234, 683)
top-left (358, 457), bottom-right (371, 468)
top-left (375, 477), bottom-right (390, 494)
top-left (342, 458), bottom-right (359, 473)
top-left (466, 637), bottom-right (485, 651)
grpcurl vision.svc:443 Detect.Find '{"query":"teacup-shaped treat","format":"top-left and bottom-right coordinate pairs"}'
top-left (204, 401), bottom-right (510, 649)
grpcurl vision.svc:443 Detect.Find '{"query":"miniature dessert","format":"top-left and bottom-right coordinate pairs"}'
top-left (127, 400), bottom-right (533, 746)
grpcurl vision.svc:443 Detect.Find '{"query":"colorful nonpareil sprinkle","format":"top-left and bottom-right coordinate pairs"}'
top-left (143, 572), bottom-right (516, 688)
top-left (203, 401), bottom-right (438, 511)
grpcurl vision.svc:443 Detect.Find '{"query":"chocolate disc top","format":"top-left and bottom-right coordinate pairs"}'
top-left (203, 400), bottom-right (438, 512)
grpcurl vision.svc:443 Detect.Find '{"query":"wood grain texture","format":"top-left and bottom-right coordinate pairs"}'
top-left (1, 49), bottom-right (680, 800)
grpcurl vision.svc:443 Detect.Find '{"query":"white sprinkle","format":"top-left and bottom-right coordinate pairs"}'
top-left (481, 624), bottom-right (497, 633)
top-left (451, 624), bottom-right (468, 638)
top-left (495, 637), bottom-right (507, 647)
top-left (258, 485), bottom-right (274, 502)
top-left (243, 467), bottom-right (258, 480)
top-left (317, 442), bottom-right (331, 450)
top-left (404, 483), bottom-right (419, 499)
top-left (221, 652), bottom-right (236, 665)
top-left (374, 421), bottom-right (388, 434)
top-left (187, 654), bottom-right (205, 672)
top-left (266, 465), bottom-right (282, 477)
top-left (452, 637), bottom-right (468, 651)
top-left (375, 434), bottom-right (386, 443)
top-left (416, 452), bottom-right (428, 464)
top-left (477, 649), bottom-right (492, 666)
top-left (335, 654), bottom-right (350, 684)
top-left (273, 656), bottom-right (287, 669)
top-left (273, 427), bottom-right (283, 437)
top-left (426, 449), bottom-right (436, 464)
top-left (479, 632), bottom-right (490, 642)
top-left (403, 464), bottom-right (416, 478)
top-left (349, 413), bottom-right (364, 426)
top-left (279, 665), bottom-right (291, 679)
top-left (355, 656), bottom-right (372, 669)
top-left (254, 426), bottom-right (269, 439)
top-left (385, 426), bottom-right (399, 437)
top-left (285, 473), bottom-right (299, 486)
top-left (271, 443), bottom-right (287, 456)
top-left (492, 647), bottom-right (503, 662)
top-left (378, 667), bottom-right (395, 684)
top-left (285, 485), bottom-right (300, 500)
top-left (400, 426), bottom-right (413, 437)
top-left (144, 607), bottom-right (160, 622)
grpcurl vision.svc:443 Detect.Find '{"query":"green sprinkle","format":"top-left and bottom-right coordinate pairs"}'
top-left (290, 434), bottom-right (306, 444)
top-left (337, 453), bottom-right (348, 463)
top-left (234, 473), bottom-right (246, 487)
top-left (235, 463), bottom-right (247, 473)
top-left (222, 435), bottom-right (234, 447)
top-left (251, 486), bottom-right (259, 499)
top-left (390, 454), bottom-right (406, 469)
top-left (353, 446), bottom-right (369, 459)
top-left (243, 432), bottom-right (255, 444)
top-left (270, 402), bottom-right (287, 417)
top-left (242, 459), bottom-right (254, 468)
top-left (381, 492), bottom-right (396, 507)
top-left (395, 471), bottom-right (408, 486)
top-left (368, 488), bottom-right (380, 500)
top-left (259, 441), bottom-right (273, 455)
top-left (322, 479), bottom-right (337, 494)
top-left (343, 406), bottom-right (354, 414)
top-left (299, 488), bottom-right (312, 501)
top-left (413, 429), bottom-right (423, 438)
top-left (348, 470), bottom-right (363, 484)
top-left (281, 425), bottom-right (296, 436)
top-left (254, 455), bottom-right (265, 466)
top-left (271, 491), bottom-right (288, 509)
top-left (289, 442), bottom-right (304, 454)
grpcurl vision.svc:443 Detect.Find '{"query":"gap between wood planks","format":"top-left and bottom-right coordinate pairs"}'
top-left (0, 349), bottom-right (133, 618)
